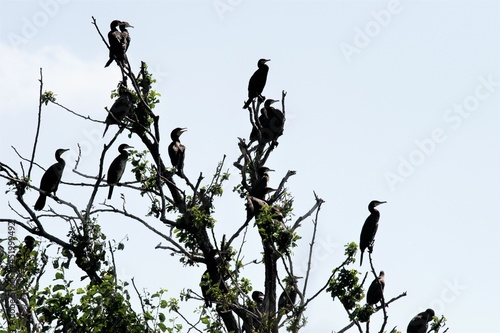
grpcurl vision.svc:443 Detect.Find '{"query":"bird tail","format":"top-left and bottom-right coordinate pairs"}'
top-left (243, 99), bottom-right (251, 109)
top-left (108, 185), bottom-right (114, 200)
top-left (34, 194), bottom-right (46, 211)
top-left (104, 58), bottom-right (113, 68)
top-left (360, 251), bottom-right (364, 266)
top-left (103, 124), bottom-right (109, 137)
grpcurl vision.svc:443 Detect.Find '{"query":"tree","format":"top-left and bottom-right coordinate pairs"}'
top-left (0, 17), bottom-right (448, 333)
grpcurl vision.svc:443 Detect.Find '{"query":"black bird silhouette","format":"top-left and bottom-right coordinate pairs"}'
top-left (407, 309), bottom-right (435, 333)
top-left (243, 59), bottom-right (270, 109)
top-left (105, 20), bottom-right (122, 68)
top-left (278, 276), bottom-right (301, 313)
top-left (103, 88), bottom-right (134, 137)
top-left (34, 148), bottom-right (69, 210)
top-left (359, 200), bottom-right (386, 266)
top-left (119, 21), bottom-right (133, 55)
top-left (245, 191), bottom-right (276, 221)
top-left (104, 20), bottom-right (133, 67)
top-left (23, 236), bottom-right (35, 252)
top-left (250, 166), bottom-right (274, 200)
top-left (168, 127), bottom-right (187, 176)
top-left (366, 271), bottom-right (385, 305)
top-left (250, 99), bottom-right (285, 143)
top-left (107, 144), bottom-right (133, 199)
top-left (13, 236), bottom-right (37, 271)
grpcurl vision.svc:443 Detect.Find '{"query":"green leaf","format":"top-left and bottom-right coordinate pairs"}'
top-left (52, 284), bottom-right (65, 292)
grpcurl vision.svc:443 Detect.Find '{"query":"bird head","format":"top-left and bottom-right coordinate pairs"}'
top-left (110, 20), bottom-right (121, 29)
top-left (171, 127), bottom-right (187, 140)
top-left (425, 309), bottom-right (435, 320)
top-left (55, 148), bottom-right (69, 158)
top-left (258, 59), bottom-right (271, 66)
top-left (118, 144), bottom-right (134, 151)
top-left (257, 166), bottom-right (274, 175)
top-left (264, 99), bottom-right (279, 108)
top-left (24, 236), bottom-right (36, 249)
top-left (369, 200), bottom-right (386, 209)
top-left (119, 21), bottom-right (134, 29)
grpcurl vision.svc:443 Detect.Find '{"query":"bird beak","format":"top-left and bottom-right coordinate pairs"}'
top-left (264, 59), bottom-right (271, 63)
top-left (62, 149), bottom-right (70, 153)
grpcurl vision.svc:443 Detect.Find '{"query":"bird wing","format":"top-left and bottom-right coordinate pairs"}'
top-left (107, 155), bottom-right (127, 184)
top-left (40, 162), bottom-right (65, 193)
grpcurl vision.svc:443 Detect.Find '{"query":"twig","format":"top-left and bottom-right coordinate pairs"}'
top-left (29, 68), bottom-right (44, 179)
top-left (302, 192), bottom-right (324, 297)
top-left (291, 191), bottom-right (324, 231)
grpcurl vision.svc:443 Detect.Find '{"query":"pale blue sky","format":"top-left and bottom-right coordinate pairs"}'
top-left (1, 1), bottom-right (499, 332)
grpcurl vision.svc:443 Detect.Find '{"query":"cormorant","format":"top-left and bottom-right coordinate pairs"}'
top-left (105, 20), bottom-right (123, 68)
top-left (14, 236), bottom-right (36, 266)
top-left (366, 271), bottom-right (385, 305)
top-left (23, 236), bottom-right (35, 252)
top-left (278, 276), bottom-right (300, 313)
top-left (250, 166), bottom-right (273, 200)
top-left (243, 59), bottom-right (270, 109)
top-left (107, 144), bottom-right (133, 199)
top-left (359, 200), bottom-right (386, 266)
top-left (119, 21), bottom-right (133, 57)
top-left (245, 193), bottom-right (275, 221)
top-left (103, 88), bottom-right (134, 137)
top-left (168, 127), bottom-right (187, 176)
top-left (34, 148), bottom-right (69, 211)
top-left (407, 309), bottom-right (435, 333)
top-left (250, 99), bottom-right (285, 143)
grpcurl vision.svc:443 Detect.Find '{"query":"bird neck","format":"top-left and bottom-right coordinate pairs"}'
top-left (56, 155), bottom-right (65, 164)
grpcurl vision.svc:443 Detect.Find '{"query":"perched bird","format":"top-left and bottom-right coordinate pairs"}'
top-left (245, 191), bottom-right (276, 221)
top-left (278, 276), bottom-right (301, 313)
top-left (262, 99), bottom-right (285, 141)
top-left (34, 148), bottom-right (69, 210)
top-left (119, 21), bottom-right (133, 55)
top-left (366, 271), bottom-right (385, 305)
top-left (250, 99), bottom-right (285, 143)
top-left (103, 89), bottom-right (134, 137)
top-left (23, 236), bottom-right (35, 252)
top-left (107, 144), bottom-right (133, 199)
top-left (252, 290), bottom-right (264, 304)
top-left (105, 20), bottom-right (123, 68)
top-left (243, 59), bottom-right (270, 109)
top-left (359, 200), bottom-right (386, 266)
top-left (250, 166), bottom-right (274, 200)
top-left (407, 309), bottom-right (435, 333)
top-left (168, 127), bottom-right (187, 176)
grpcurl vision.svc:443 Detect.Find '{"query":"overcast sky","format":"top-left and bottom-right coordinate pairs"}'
top-left (1, 1), bottom-right (499, 332)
